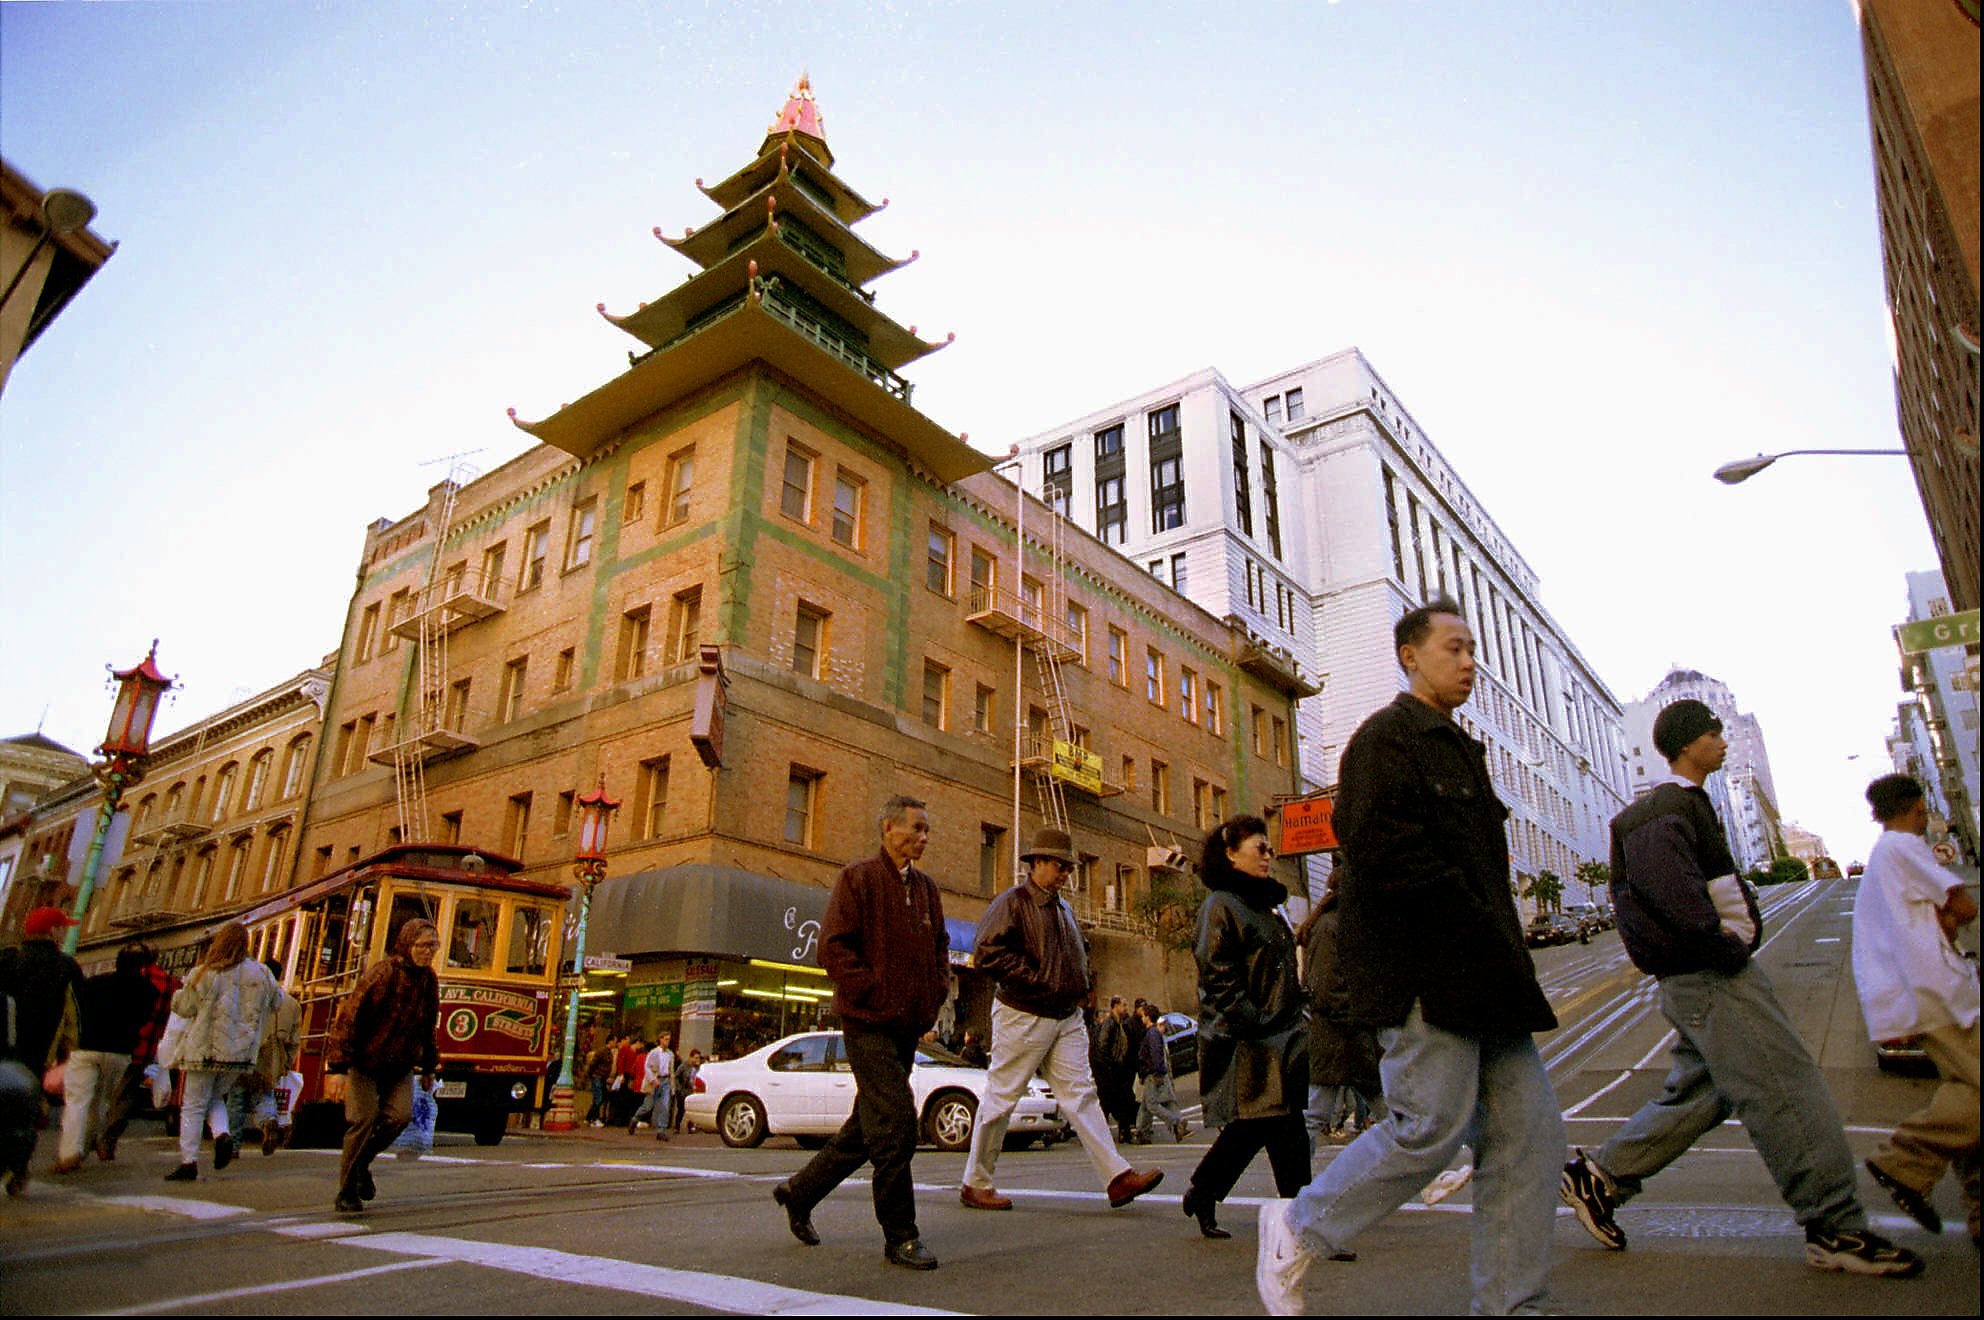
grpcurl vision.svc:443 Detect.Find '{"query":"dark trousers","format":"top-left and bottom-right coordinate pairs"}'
top-left (99, 1061), bottom-right (152, 1147)
top-left (1190, 1112), bottom-right (1312, 1202)
top-left (785, 1024), bottom-right (921, 1243)
top-left (338, 1070), bottom-right (413, 1199)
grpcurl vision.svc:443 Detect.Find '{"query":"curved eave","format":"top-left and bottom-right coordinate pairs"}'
top-left (604, 233), bottom-right (947, 370)
top-left (512, 298), bottom-right (986, 483)
top-left (659, 176), bottom-right (908, 284)
top-left (698, 144), bottom-right (879, 226)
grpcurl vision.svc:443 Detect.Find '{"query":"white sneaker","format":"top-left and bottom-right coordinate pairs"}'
top-left (1255, 1199), bottom-right (1313, 1315)
top-left (1419, 1163), bottom-right (1473, 1206)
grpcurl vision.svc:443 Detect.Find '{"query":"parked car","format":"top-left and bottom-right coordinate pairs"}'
top-left (1524, 917), bottom-right (1568, 948)
top-left (683, 1031), bottom-right (1066, 1152)
top-left (1157, 1011), bottom-right (1198, 1076)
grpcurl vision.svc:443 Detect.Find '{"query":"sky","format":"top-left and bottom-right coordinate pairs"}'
top-left (0, 1), bottom-right (1948, 863)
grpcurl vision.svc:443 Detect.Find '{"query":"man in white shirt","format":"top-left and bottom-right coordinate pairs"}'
top-left (1852, 773), bottom-right (1979, 1244)
top-left (629, 1032), bottom-right (675, 1140)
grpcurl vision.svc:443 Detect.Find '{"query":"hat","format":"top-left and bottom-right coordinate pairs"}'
top-left (1019, 827), bottom-right (1075, 867)
top-left (1652, 699), bottom-right (1724, 761)
top-left (23, 906), bottom-right (80, 939)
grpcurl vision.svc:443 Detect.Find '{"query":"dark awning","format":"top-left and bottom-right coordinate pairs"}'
top-left (584, 863), bottom-right (833, 966)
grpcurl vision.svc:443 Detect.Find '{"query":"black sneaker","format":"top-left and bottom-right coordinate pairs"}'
top-left (212, 1133), bottom-right (237, 1171)
top-left (1865, 1160), bottom-right (1943, 1235)
top-left (1804, 1225), bottom-right (1925, 1278)
top-left (1560, 1149), bottom-right (1625, 1249)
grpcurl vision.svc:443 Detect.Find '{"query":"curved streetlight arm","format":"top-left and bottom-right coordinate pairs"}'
top-left (1713, 448), bottom-right (1908, 485)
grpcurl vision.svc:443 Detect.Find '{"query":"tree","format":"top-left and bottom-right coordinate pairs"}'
top-left (1521, 869), bottom-right (1564, 915)
top-left (1135, 872), bottom-right (1204, 951)
top-left (1574, 860), bottom-right (1611, 905)
top-left (1764, 857), bottom-right (1809, 886)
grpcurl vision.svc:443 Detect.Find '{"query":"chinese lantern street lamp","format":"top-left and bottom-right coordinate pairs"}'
top-left (65, 641), bottom-right (176, 955)
top-left (545, 777), bottom-right (620, 1132)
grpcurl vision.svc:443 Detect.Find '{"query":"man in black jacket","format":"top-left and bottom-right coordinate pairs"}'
top-left (959, 827), bottom-right (1161, 1213)
top-left (1560, 699), bottom-right (1922, 1278)
top-left (1257, 600), bottom-right (1563, 1316)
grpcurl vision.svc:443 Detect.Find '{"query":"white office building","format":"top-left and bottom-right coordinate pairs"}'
top-left (1016, 348), bottom-right (1630, 905)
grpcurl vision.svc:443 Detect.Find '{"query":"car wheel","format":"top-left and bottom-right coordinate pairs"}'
top-left (924, 1091), bottom-right (977, 1152)
top-left (718, 1094), bottom-right (768, 1148)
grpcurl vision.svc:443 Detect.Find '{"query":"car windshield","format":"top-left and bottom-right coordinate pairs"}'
top-left (914, 1041), bottom-right (970, 1067)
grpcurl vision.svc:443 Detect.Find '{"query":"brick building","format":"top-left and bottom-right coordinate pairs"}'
top-left (297, 81), bottom-right (1311, 1062)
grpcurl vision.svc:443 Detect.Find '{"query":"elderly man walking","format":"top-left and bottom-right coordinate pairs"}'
top-left (960, 827), bottom-right (1163, 1213)
top-left (773, 795), bottom-right (951, 1271)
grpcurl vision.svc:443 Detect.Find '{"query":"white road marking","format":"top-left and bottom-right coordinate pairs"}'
top-left (96, 1195), bottom-right (252, 1220)
top-left (98, 1259), bottom-right (446, 1314)
top-left (274, 1220), bottom-right (372, 1238)
top-left (341, 1231), bottom-right (965, 1315)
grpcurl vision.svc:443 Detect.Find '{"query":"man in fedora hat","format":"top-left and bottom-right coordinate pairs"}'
top-left (960, 826), bottom-right (1162, 1212)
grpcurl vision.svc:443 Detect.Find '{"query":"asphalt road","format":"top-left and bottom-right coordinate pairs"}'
top-left (3, 877), bottom-right (1977, 1315)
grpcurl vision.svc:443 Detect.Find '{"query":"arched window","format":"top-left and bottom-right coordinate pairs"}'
top-left (281, 734), bottom-right (312, 799)
top-left (165, 782), bottom-right (186, 820)
top-left (210, 764), bottom-right (238, 824)
top-left (243, 750), bottom-right (273, 813)
top-left (136, 794), bottom-right (157, 826)
top-left (188, 848), bottom-right (217, 909)
top-left (223, 835), bottom-right (253, 902)
top-left (260, 825), bottom-right (290, 894)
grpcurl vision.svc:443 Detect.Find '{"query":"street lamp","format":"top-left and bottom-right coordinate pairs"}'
top-left (0, 186), bottom-right (98, 315)
top-left (64, 641), bottom-right (176, 955)
top-left (1712, 448), bottom-right (1907, 485)
top-left (544, 776), bottom-right (620, 1131)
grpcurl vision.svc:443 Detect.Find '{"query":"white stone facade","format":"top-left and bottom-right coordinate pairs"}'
top-left (1622, 668), bottom-right (1783, 874)
top-left (1015, 348), bottom-right (1631, 906)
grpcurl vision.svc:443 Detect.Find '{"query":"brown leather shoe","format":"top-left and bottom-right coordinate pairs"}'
top-left (959, 1184), bottom-right (1013, 1210)
top-left (1106, 1167), bottom-right (1163, 1208)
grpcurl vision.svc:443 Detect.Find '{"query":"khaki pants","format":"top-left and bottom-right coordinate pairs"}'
top-left (338, 1071), bottom-right (413, 1200)
top-left (964, 1001), bottom-right (1129, 1192)
top-left (1869, 1020), bottom-right (1980, 1230)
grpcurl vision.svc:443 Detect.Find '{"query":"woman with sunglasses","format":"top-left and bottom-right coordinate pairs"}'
top-left (1179, 816), bottom-right (1310, 1239)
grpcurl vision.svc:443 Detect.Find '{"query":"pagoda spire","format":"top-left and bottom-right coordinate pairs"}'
top-left (760, 73), bottom-right (832, 167)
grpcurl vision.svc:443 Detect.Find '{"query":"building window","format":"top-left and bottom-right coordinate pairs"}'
top-left (1151, 454), bottom-right (1185, 531)
top-left (520, 521), bottom-right (550, 592)
top-left (1205, 682), bottom-right (1224, 736)
top-left (355, 603), bottom-right (381, 663)
top-left (479, 541), bottom-right (507, 596)
top-left (980, 824), bottom-right (1007, 895)
top-left (260, 826), bottom-right (289, 894)
top-left (223, 837), bottom-right (252, 903)
top-left (1064, 601), bottom-right (1088, 664)
top-left (501, 657), bottom-right (528, 721)
top-left (663, 446), bottom-right (695, 526)
top-left (1264, 394), bottom-right (1282, 425)
top-left (666, 586), bottom-right (702, 665)
top-left (974, 683), bottom-right (995, 734)
top-left (1150, 759), bottom-right (1171, 815)
top-left (1020, 576), bottom-right (1043, 628)
top-left (1252, 704), bottom-right (1268, 757)
top-left (922, 660), bottom-right (950, 729)
top-left (636, 756), bottom-right (669, 840)
top-left (565, 498), bottom-right (597, 570)
top-left (1120, 755), bottom-right (1137, 793)
top-left (1094, 424), bottom-right (1123, 459)
top-left (969, 545), bottom-right (996, 599)
top-left (1149, 403), bottom-right (1180, 442)
top-left (1170, 552), bottom-right (1188, 594)
top-left (622, 480), bottom-right (646, 524)
top-left (504, 792), bottom-right (532, 858)
top-left (553, 790), bottom-right (574, 838)
top-left (281, 735), bottom-right (312, 799)
top-left (445, 680), bottom-right (472, 732)
top-left (1231, 411), bottom-right (1253, 536)
top-left (1283, 387), bottom-right (1304, 421)
top-left (1271, 715), bottom-right (1290, 767)
top-left (242, 750), bottom-right (272, 813)
top-left (553, 647), bottom-right (575, 691)
top-left (210, 763), bottom-right (239, 823)
top-left (927, 525), bottom-right (954, 596)
top-left (188, 849), bottom-right (216, 908)
top-left (1042, 442), bottom-right (1073, 516)
top-left (1261, 447), bottom-right (1283, 559)
top-left (1193, 778), bottom-right (1213, 831)
top-left (780, 443), bottom-right (814, 522)
top-left (439, 811), bottom-right (462, 845)
top-left (1180, 667), bottom-right (1199, 724)
top-left (793, 603), bottom-right (827, 678)
top-left (616, 605), bottom-right (651, 682)
top-left (784, 768), bottom-right (819, 847)
top-left (1107, 626), bottom-right (1128, 686)
top-left (1096, 474), bottom-right (1126, 545)
top-left (1146, 648), bottom-right (1165, 706)
top-left (381, 587), bottom-right (411, 653)
top-left (831, 470), bottom-right (864, 548)
top-left (1212, 784), bottom-right (1228, 821)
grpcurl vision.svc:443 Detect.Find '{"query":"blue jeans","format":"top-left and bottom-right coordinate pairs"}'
top-left (1593, 963), bottom-right (1864, 1232)
top-left (1286, 1003), bottom-right (1563, 1316)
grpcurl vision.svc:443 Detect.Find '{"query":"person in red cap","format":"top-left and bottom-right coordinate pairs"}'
top-left (0, 907), bottom-right (85, 1196)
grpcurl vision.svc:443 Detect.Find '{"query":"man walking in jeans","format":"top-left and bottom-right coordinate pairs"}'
top-left (773, 795), bottom-right (950, 1270)
top-left (1255, 599), bottom-right (1563, 1315)
top-left (1559, 699), bottom-right (1922, 1277)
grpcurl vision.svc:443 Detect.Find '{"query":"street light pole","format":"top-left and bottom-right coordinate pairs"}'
top-left (64, 642), bottom-right (175, 955)
top-left (544, 776), bottom-right (619, 1132)
top-left (1712, 448), bottom-right (1907, 485)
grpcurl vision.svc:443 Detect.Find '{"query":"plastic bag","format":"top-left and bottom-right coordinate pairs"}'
top-left (391, 1079), bottom-right (438, 1159)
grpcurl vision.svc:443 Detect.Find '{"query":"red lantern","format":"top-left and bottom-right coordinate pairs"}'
top-left (574, 777), bottom-right (621, 865)
top-left (100, 641), bottom-right (174, 759)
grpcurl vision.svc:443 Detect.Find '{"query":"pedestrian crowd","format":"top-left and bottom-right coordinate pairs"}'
top-left (2, 596), bottom-right (1974, 1316)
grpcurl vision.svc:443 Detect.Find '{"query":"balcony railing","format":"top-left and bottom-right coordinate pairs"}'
top-left (756, 281), bottom-right (913, 404)
top-left (389, 571), bottom-right (508, 641)
top-left (1009, 731), bottom-right (1124, 797)
top-left (966, 586), bottom-right (1083, 662)
top-left (129, 807), bottom-right (207, 848)
top-left (367, 720), bottom-right (479, 768)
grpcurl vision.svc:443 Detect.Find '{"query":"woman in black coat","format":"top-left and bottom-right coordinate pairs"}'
top-left (1180, 816), bottom-right (1310, 1238)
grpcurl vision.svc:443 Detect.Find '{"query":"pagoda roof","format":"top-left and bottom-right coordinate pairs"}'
top-left (698, 138), bottom-right (881, 227)
top-left (601, 228), bottom-right (948, 371)
top-left (511, 293), bottom-right (986, 484)
top-left (756, 74), bottom-right (833, 167)
top-left (658, 173), bottom-right (911, 284)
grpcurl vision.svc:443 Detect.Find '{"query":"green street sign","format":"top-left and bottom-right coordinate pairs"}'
top-left (1897, 610), bottom-right (1980, 654)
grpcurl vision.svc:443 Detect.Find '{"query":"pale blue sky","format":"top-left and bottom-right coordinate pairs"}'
top-left (0, 1), bottom-right (1941, 859)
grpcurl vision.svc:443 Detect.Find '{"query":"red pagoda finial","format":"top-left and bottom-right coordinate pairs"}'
top-left (766, 73), bottom-right (826, 144)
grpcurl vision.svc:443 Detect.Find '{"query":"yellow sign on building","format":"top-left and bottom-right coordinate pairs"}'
top-left (1050, 740), bottom-right (1102, 793)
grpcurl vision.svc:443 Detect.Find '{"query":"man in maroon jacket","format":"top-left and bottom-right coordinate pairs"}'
top-left (774, 794), bottom-right (950, 1271)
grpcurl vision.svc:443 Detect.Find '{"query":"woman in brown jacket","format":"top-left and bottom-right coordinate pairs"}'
top-left (327, 918), bottom-right (440, 1213)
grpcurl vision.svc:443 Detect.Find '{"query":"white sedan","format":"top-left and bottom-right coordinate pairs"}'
top-left (684, 1031), bottom-right (1066, 1152)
